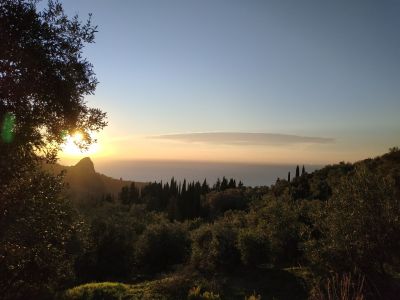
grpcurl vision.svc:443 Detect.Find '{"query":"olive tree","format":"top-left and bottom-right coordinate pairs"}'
top-left (0, 1), bottom-right (106, 298)
top-left (0, 0), bottom-right (106, 184)
top-left (307, 167), bottom-right (400, 277)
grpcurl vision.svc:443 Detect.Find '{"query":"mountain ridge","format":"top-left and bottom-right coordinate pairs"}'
top-left (44, 157), bottom-right (147, 203)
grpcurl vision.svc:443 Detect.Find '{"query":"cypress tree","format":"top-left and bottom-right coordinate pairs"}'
top-left (201, 179), bottom-right (209, 194)
top-left (215, 178), bottom-right (221, 191)
top-left (119, 186), bottom-right (130, 205)
top-left (129, 182), bottom-right (139, 204)
top-left (295, 165), bottom-right (300, 178)
top-left (221, 176), bottom-right (228, 191)
top-left (181, 179), bottom-right (187, 195)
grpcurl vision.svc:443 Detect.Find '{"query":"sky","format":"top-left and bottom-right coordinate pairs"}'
top-left (58, 0), bottom-right (400, 166)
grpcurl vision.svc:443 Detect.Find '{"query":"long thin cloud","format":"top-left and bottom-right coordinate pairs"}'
top-left (149, 132), bottom-right (334, 146)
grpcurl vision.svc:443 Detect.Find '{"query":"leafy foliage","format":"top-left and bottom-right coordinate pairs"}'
top-left (0, 0), bottom-right (106, 184)
top-left (65, 282), bottom-right (130, 300)
top-left (0, 170), bottom-right (87, 299)
top-left (191, 220), bottom-right (240, 272)
top-left (0, 1), bottom-right (106, 298)
top-left (306, 167), bottom-right (400, 277)
top-left (135, 221), bottom-right (190, 272)
top-left (188, 286), bottom-right (221, 300)
top-left (237, 228), bottom-right (270, 267)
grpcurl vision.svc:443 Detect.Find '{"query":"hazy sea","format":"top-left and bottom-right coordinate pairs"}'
top-left (93, 160), bottom-right (322, 187)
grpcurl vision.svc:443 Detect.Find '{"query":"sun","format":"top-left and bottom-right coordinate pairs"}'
top-left (62, 132), bottom-right (99, 156)
top-left (71, 132), bottom-right (83, 143)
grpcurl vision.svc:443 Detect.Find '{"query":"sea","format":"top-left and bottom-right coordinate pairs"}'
top-left (93, 159), bottom-right (322, 187)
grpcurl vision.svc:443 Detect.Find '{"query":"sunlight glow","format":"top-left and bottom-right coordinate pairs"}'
top-left (61, 132), bottom-right (100, 156)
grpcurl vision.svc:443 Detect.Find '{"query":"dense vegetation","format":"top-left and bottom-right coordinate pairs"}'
top-left (0, 0), bottom-right (105, 298)
top-left (61, 149), bottom-right (399, 299)
top-left (1, 1), bottom-right (399, 299)
top-left (3, 147), bottom-right (392, 299)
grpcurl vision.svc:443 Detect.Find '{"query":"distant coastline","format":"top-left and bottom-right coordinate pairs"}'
top-left (86, 159), bottom-right (323, 187)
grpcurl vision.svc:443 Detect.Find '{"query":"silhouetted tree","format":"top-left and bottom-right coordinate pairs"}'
top-left (292, 176), bottom-right (311, 200)
top-left (295, 165), bottom-right (300, 178)
top-left (102, 193), bottom-right (114, 203)
top-left (0, 1), bottom-right (106, 298)
top-left (228, 178), bottom-right (236, 189)
top-left (0, 0), bottom-right (106, 185)
top-left (215, 178), bottom-right (221, 191)
top-left (201, 179), bottom-right (210, 194)
top-left (181, 179), bottom-right (187, 195)
top-left (288, 172), bottom-right (291, 183)
top-left (119, 186), bottom-right (130, 205)
top-left (129, 182), bottom-right (140, 205)
top-left (302, 165), bottom-right (306, 176)
top-left (221, 176), bottom-right (228, 191)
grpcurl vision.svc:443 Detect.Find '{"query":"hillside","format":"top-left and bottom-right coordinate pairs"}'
top-left (44, 157), bottom-right (147, 203)
top-left (62, 149), bottom-right (400, 300)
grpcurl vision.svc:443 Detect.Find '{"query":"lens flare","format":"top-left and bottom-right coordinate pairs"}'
top-left (1, 113), bottom-right (16, 143)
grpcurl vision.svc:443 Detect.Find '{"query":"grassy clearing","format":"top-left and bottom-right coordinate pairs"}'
top-left (64, 267), bottom-right (310, 300)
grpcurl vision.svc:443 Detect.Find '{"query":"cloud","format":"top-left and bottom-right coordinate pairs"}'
top-left (149, 132), bottom-right (334, 146)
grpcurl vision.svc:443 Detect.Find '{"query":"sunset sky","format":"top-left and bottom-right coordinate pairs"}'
top-left (59, 0), bottom-right (400, 166)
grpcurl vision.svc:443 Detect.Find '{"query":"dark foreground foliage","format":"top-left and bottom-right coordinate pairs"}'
top-left (1, 1), bottom-right (400, 299)
top-left (59, 148), bottom-right (400, 300)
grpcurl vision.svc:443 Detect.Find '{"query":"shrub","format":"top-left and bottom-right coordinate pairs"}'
top-left (65, 282), bottom-right (130, 300)
top-left (257, 196), bottom-right (305, 266)
top-left (135, 221), bottom-right (190, 272)
top-left (245, 293), bottom-right (262, 300)
top-left (237, 228), bottom-right (270, 267)
top-left (205, 189), bottom-right (248, 219)
top-left (310, 273), bottom-right (365, 300)
top-left (188, 286), bottom-right (221, 300)
top-left (191, 221), bottom-right (240, 272)
top-left (306, 167), bottom-right (400, 276)
top-left (0, 171), bottom-right (87, 300)
top-left (151, 274), bottom-right (193, 300)
top-left (75, 204), bottom-right (147, 282)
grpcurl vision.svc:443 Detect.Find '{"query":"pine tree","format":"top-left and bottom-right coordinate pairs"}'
top-left (295, 165), bottom-right (300, 178)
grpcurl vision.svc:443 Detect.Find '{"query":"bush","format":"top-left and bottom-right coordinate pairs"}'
top-left (306, 167), bottom-right (400, 276)
top-left (205, 189), bottom-right (248, 219)
top-left (237, 228), bottom-right (270, 267)
top-left (135, 221), bottom-right (190, 272)
top-left (151, 274), bottom-right (193, 300)
top-left (188, 286), bottom-right (221, 300)
top-left (245, 293), bottom-right (262, 300)
top-left (191, 221), bottom-right (240, 272)
top-left (256, 196), bottom-right (305, 266)
top-left (76, 205), bottom-right (141, 282)
top-left (65, 282), bottom-right (130, 300)
top-left (0, 171), bottom-right (87, 300)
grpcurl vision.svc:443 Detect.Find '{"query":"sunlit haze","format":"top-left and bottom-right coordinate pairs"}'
top-left (58, 0), bottom-right (400, 173)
